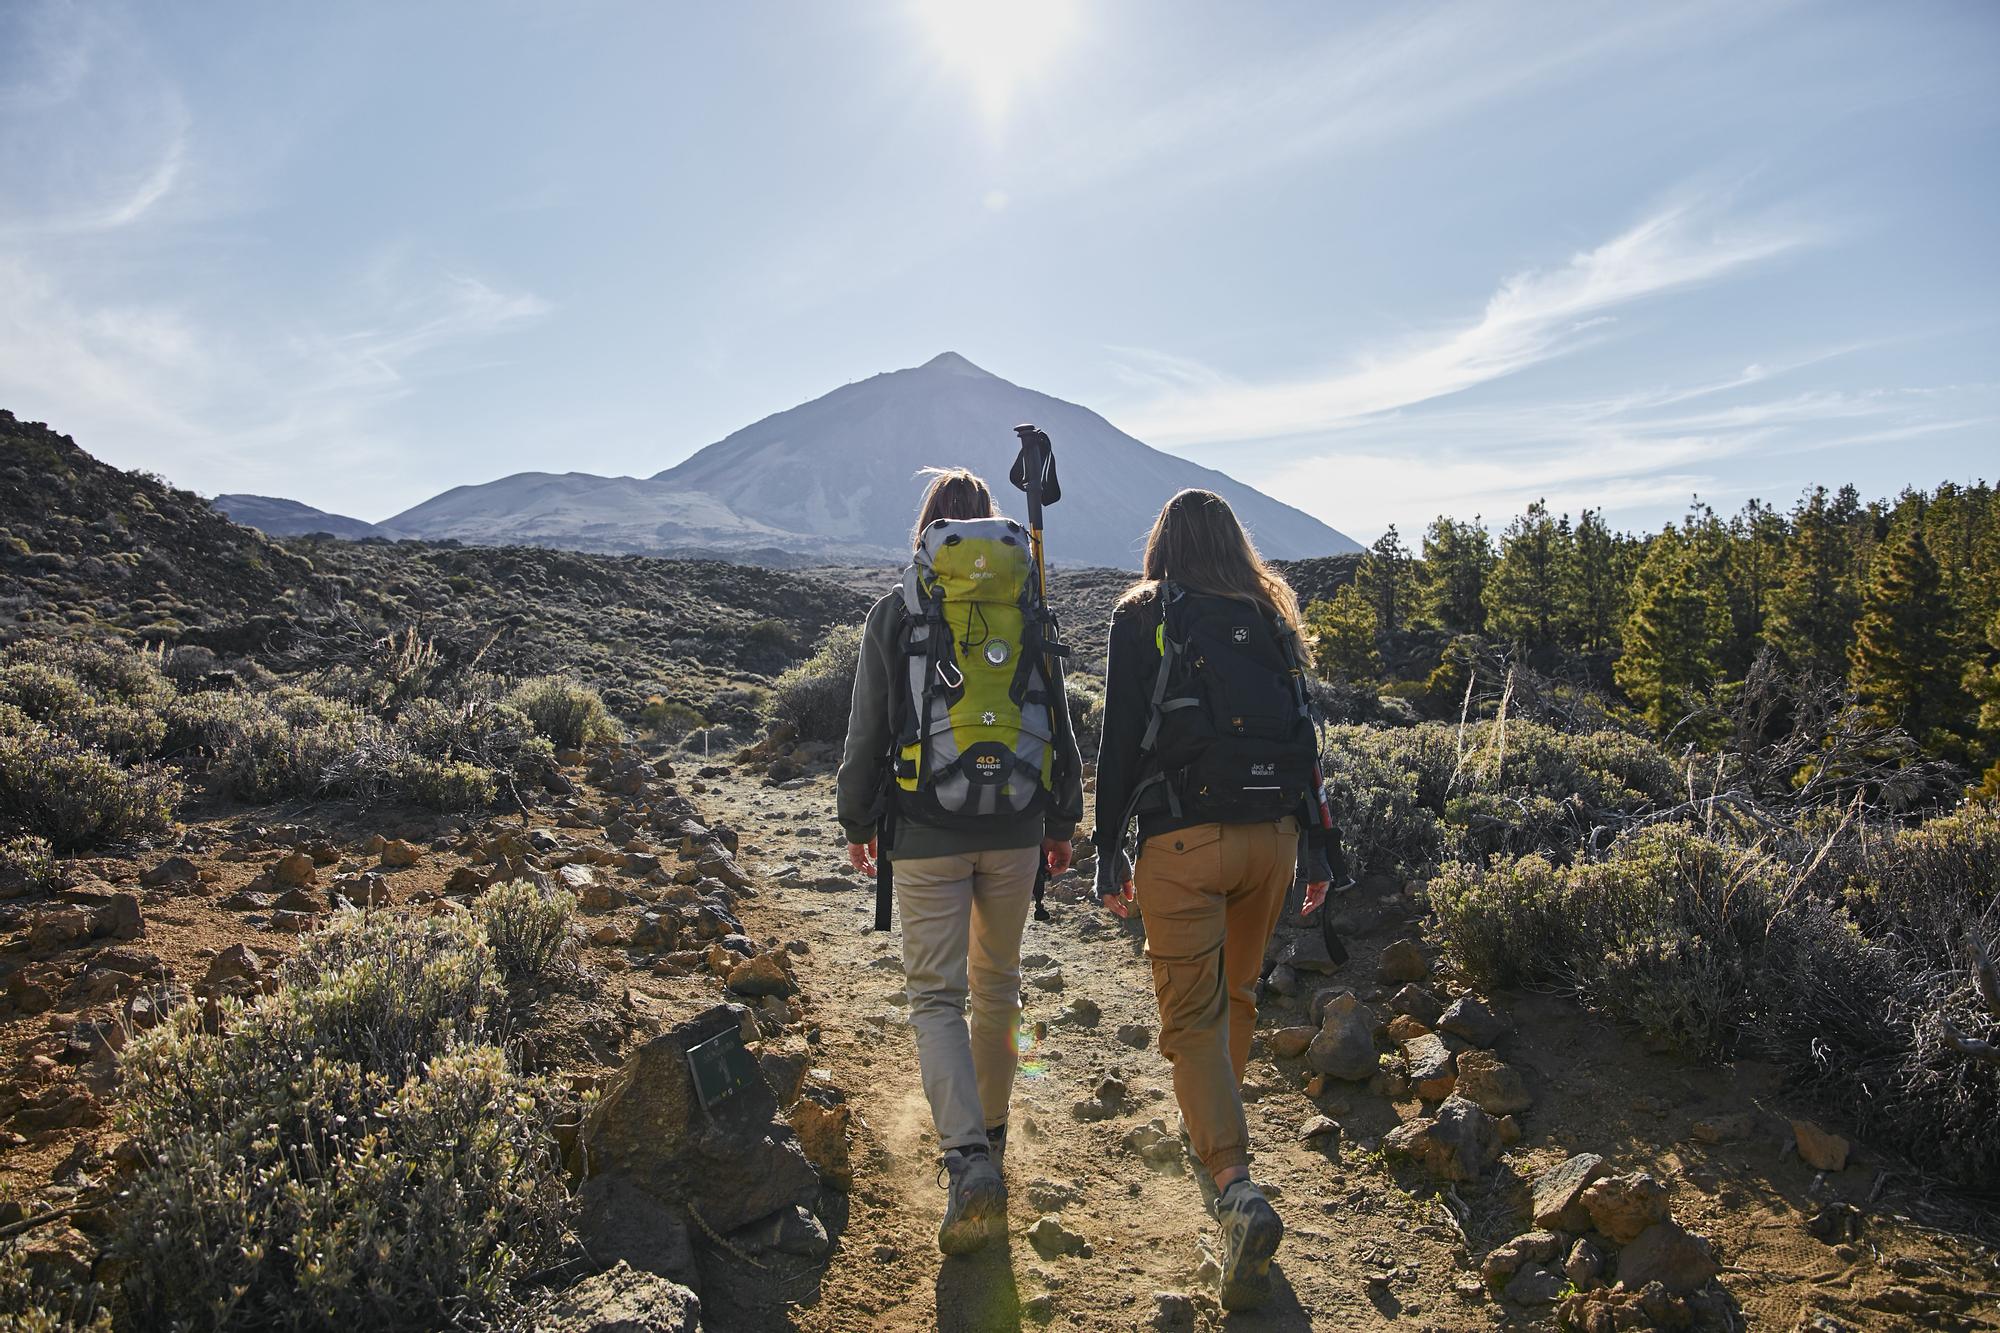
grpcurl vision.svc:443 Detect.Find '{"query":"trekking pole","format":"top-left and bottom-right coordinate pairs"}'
top-left (1011, 425), bottom-right (1064, 921)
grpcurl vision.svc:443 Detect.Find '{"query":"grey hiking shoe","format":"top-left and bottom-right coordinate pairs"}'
top-left (936, 1148), bottom-right (1005, 1255)
top-left (1215, 1179), bottom-right (1283, 1311)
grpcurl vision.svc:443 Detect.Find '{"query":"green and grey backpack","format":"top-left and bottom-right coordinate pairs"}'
top-left (891, 517), bottom-right (1066, 825)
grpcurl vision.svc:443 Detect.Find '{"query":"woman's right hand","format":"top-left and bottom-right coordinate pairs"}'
top-left (847, 839), bottom-right (877, 876)
top-left (1095, 850), bottom-right (1135, 918)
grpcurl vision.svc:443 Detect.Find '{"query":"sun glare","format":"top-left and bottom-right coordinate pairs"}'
top-left (913, 0), bottom-right (1079, 123)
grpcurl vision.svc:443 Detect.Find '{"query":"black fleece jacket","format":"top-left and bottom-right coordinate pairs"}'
top-left (1092, 590), bottom-right (1335, 882)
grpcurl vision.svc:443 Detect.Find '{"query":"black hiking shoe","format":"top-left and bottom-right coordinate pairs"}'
top-left (1215, 1179), bottom-right (1283, 1311)
top-left (936, 1147), bottom-right (1005, 1255)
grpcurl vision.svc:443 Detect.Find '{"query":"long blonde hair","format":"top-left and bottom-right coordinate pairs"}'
top-left (1122, 489), bottom-right (1310, 662)
top-left (912, 467), bottom-right (995, 549)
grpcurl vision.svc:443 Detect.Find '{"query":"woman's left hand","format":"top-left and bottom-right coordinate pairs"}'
top-left (1042, 838), bottom-right (1072, 874)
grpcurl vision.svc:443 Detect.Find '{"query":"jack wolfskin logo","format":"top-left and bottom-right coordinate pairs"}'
top-left (1232, 626), bottom-right (1250, 643)
top-left (1251, 762), bottom-right (1275, 777)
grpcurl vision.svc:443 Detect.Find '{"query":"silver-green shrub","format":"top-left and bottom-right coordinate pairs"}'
top-left (475, 878), bottom-right (579, 989)
top-left (113, 909), bottom-right (573, 1330)
top-left (767, 624), bottom-right (862, 744)
top-left (505, 675), bottom-right (620, 750)
top-left (0, 724), bottom-right (181, 851)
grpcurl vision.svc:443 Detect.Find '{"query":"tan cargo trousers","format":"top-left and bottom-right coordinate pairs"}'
top-left (894, 845), bottom-right (1040, 1152)
top-left (1134, 818), bottom-right (1297, 1182)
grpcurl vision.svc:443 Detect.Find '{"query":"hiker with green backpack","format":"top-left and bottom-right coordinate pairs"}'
top-left (836, 464), bottom-right (1085, 1256)
top-left (1093, 488), bottom-right (1343, 1311)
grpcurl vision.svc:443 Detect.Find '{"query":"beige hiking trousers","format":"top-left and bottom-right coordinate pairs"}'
top-left (1134, 818), bottom-right (1297, 1182)
top-left (894, 844), bottom-right (1040, 1152)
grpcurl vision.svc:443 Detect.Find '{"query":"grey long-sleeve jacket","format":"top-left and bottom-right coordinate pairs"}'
top-left (836, 591), bottom-right (1083, 860)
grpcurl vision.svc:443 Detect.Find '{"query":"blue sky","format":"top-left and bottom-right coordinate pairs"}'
top-left (2, 1), bottom-right (1995, 544)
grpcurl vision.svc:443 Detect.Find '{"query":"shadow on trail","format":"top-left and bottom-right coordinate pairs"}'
top-left (1219, 1268), bottom-right (1317, 1329)
top-left (934, 1233), bottom-right (1023, 1333)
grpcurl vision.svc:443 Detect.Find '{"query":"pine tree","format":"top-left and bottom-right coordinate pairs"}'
top-left (1418, 516), bottom-right (1492, 634)
top-left (1766, 486), bottom-right (1860, 677)
top-left (1484, 501), bottom-right (1571, 656)
top-left (1304, 586), bottom-right (1379, 682)
top-left (1966, 607), bottom-right (2000, 795)
top-left (1723, 498), bottom-right (1786, 675)
top-left (1849, 515), bottom-right (1967, 748)
top-left (1614, 527), bottom-right (1730, 732)
top-left (1564, 507), bottom-right (1626, 658)
top-left (1359, 526), bottom-right (1416, 636)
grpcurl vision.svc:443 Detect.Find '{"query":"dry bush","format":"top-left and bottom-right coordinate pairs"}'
top-left (1319, 717), bottom-right (1680, 875)
top-left (0, 834), bottom-right (57, 895)
top-left (475, 878), bottom-right (579, 989)
top-left (0, 1240), bottom-right (109, 1332)
top-left (505, 675), bottom-right (619, 750)
top-left (767, 624), bottom-right (861, 744)
top-left (113, 910), bottom-right (573, 1330)
top-left (0, 724), bottom-right (181, 851)
top-left (1065, 672), bottom-right (1105, 758)
top-left (168, 686), bottom-right (376, 803)
top-left (1431, 813), bottom-right (2000, 1191)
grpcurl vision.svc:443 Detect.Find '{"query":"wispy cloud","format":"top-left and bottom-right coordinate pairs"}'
top-left (0, 3), bottom-right (550, 513)
top-left (0, 255), bottom-right (552, 498)
top-left (0, 4), bottom-right (190, 236)
top-left (1040, 0), bottom-right (1785, 202)
top-left (1118, 199), bottom-right (1817, 446)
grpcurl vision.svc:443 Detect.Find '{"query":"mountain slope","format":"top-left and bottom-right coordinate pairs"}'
top-left (0, 411), bottom-right (325, 645)
top-left (213, 494), bottom-right (381, 539)
top-left (383, 354), bottom-right (1357, 566)
top-left (653, 352), bottom-right (1357, 566)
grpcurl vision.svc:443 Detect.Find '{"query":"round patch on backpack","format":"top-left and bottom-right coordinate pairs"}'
top-left (963, 741), bottom-right (1009, 785)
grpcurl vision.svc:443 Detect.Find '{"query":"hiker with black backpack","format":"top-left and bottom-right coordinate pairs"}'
top-left (836, 466), bottom-right (1085, 1256)
top-left (1093, 488), bottom-right (1342, 1311)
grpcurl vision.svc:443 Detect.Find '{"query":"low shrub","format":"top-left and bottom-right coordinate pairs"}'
top-left (1064, 673), bottom-right (1105, 758)
top-left (0, 641), bottom-right (173, 761)
top-left (0, 725), bottom-right (180, 851)
top-left (395, 696), bottom-right (554, 781)
top-left (475, 879), bottom-right (578, 989)
top-left (0, 834), bottom-right (57, 895)
top-left (393, 757), bottom-right (500, 812)
top-left (1319, 725), bottom-right (1449, 875)
top-left (1320, 717), bottom-right (1684, 875)
top-left (167, 687), bottom-right (375, 803)
top-left (0, 1240), bottom-right (109, 1332)
top-left (768, 624), bottom-right (861, 744)
top-left (1431, 819), bottom-right (2000, 1191)
top-left (4, 638), bottom-right (172, 710)
top-left (639, 696), bottom-right (706, 739)
top-left (506, 676), bottom-right (619, 749)
top-left (113, 910), bottom-right (572, 1329)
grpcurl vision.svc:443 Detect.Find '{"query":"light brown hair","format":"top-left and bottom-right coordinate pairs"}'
top-left (1122, 488), bottom-right (1310, 661)
top-left (912, 467), bottom-right (996, 549)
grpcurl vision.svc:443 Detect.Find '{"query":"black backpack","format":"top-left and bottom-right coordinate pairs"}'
top-left (1131, 583), bottom-right (1320, 825)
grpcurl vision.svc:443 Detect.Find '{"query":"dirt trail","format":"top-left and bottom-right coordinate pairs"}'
top-left (699, 764), bottom-right (2000, 1333)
